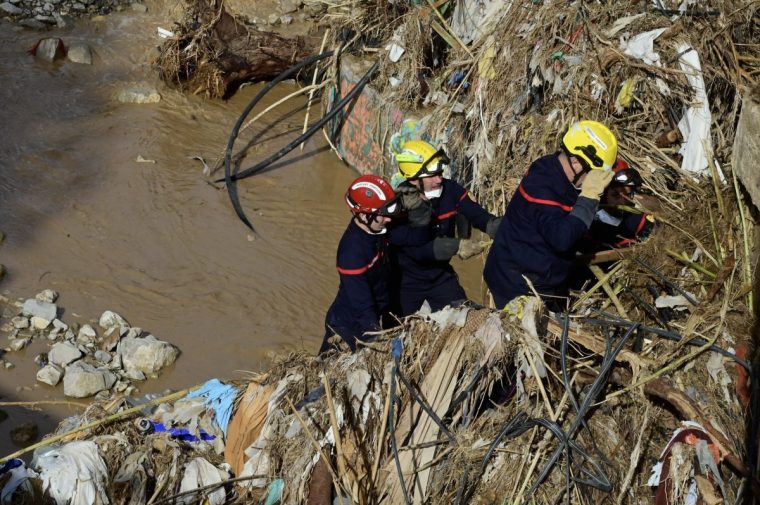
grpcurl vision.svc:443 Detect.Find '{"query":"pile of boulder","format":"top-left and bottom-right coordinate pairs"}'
top-left (1, 290), bottom-right (179, 399)
top-left (0, 0), bottom-right (145, 29)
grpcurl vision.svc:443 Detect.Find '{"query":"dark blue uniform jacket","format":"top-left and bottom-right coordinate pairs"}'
top-left (484, 154), bottom-right (594, 308)
top-left (321, 219), bottom-right (390, 353)
top-left (390, 178), bottom-right (494, 315)
top-left (583, 210), bottom-right (654, 252)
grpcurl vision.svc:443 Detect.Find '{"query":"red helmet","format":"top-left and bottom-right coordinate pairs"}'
top-left (345, 175), bottom-right (400, 216)
top-left (611, 159), bottom-right (643, 188)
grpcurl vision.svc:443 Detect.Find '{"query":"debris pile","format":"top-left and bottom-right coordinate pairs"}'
top-left (0, 301), bottom-right (754, 503)
top-left (0, 290), bottom-right (179, 398)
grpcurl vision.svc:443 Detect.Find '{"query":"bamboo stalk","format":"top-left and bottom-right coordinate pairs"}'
top-left (371, 380), bottom-right (392, 487)
top-left (523, 344), bottom-right (556, 420)
top-left (301, 29), bottom-right (330, 151)
top-left (424, 0), bottom-right (472, 56)
top-left (705, 140), bottom-right (727, 218)
top-left (589, 265), bottom-right (629, 318)
top-left (0, 387), bottom-right (195, 463)
top-left (0, 400), bottom-right (88, 409)
top-left (665, 249), bottom-right (717, 278)
top-left (731, 166), bottom-right (754, 313)
top-left (572, 261), bottom-right (625, 311)
top-left (323, 373), bottom-right (360, 504)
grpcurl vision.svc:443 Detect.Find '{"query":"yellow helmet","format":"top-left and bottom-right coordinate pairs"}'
top-left (562, 120), bottom-right (618, 171)
top-left (394, 140), bottom-right (449, 179)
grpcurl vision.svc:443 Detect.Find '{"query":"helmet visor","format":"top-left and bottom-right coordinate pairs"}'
top-left (413, 148), bottom-right (449, 179)
top-left (376, 194), bottom-right (401, 217)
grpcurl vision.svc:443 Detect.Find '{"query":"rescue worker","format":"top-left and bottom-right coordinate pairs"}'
top-left (585, 159), bottom-right (654, 251)
top-left (483, 120), bottom-right (617, 309)
top-left (389, 140), bottom-right (501, 315)
top-left (320, 175), bottom-right (401, 354)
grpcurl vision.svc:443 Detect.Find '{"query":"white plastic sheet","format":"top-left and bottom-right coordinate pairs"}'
top-left (34, 441), bottom-right (110, 505)
top-left (177, 458), bottom-right (229, 505)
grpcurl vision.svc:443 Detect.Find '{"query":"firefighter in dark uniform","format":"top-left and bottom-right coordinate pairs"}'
top-left (484, 120), bottom-right (617, 309)
top-left (585, 159), bottom-right (654, 251)
top-left (389, 140), bottom-right (501, 315)
top-left (320, 175), bottom-right (401, 354)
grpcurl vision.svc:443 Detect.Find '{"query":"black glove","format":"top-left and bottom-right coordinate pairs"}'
top-left (485, 216), bottom-right (502, 239)
top-left (432, 237), bottom-right (460, 261)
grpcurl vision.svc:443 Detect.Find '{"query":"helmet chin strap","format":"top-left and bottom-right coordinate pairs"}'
top-left (355, 213), bottom-right (387, 235)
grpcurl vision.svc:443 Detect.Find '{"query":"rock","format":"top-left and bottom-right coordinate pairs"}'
top-left (19, 18), bottom-right (48, 29)
top-left (267, 13), bottom-right (279, 25)
top-left (21, 299), bottom-right (57, 321)
top-left (52, 319), bottom-right (67, 331)
top-left (30, 316), bottom-right (51, 330)
top-left (71, 2), bottom-right (86, 11)
top-left (278, 0), bottom-right (300, 14)
top-left (11, 316), bottom-right (29, 329)
top-left (117, 84), bottom-right (160, 104)
top-left (9, 337), bottom-right (30, 351)
top-left (63, 362), bottom-right (116, 398)
top-left (78, 324), bottom-right (97, 339)
top-left (4, 361), bottom-right (13, 369)
top-left (35, 289), bottom-right (57, 303)
top-left (0, 323), bottom-right (13, 333)
top-left (109, 353), bottom-right (122, 370)
top-left (54, 13), bottom-right (74, 28)
top-left (280, 15), bottom-right (292, 24)
top-left (117, 334), bottom-right (179, 374)
top-left (305, 2), bottom-right (325, 16)
top-left (129, 2), bottom-right (146, 12)
top-left (99, 310), bottom-right (129, 330)
top-left (48, 341), bottom-right (82, 366)
top-left (10, 422), bottom-right (38, 445)
top-left (94, 350), bottom-right (111, 364)
top-left (125, 369), bottom-right (145, 381)
top-left (101, 326), bottom-right (122, 351)
top-left (37, 363), bottom-right (63, 386)
top-left (114, 381), bottom-right (128, 392)
top-left (34, 15), bottom-right (57, 25)
top-left (0, 2), bottom-right (22, 14)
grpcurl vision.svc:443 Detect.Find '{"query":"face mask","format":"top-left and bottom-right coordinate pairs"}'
top-left (424, 188), bottom-right (442, 199)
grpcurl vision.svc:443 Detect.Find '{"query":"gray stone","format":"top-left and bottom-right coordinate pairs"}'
top-left (129, 2), bottom-right (146, 12)
top-left (0, 2), bottom-right (22, 14)
top-left (125, 369), bottom-right (145, 381)
top-left (117, 334), bottom-right (179, 374)
top-left (63, 362), bottom-right (116, 398)
top-left (99, 310), bottom-right (129, 330)
top-left (30, 316), bottom-right (51, 330)
top-left (34, 15), bottom-right (57, 24)
top-left (79, 324), bottom-right (97, 339)
top-left (9, 337), bottom-right (30, 351)
top-left (114, 381), bottom-right (128, 392)
top-left (118, 85), bottom-right (160, 104)
top-left (11, 316), bottom-right (29, 329)
top-left (94, 350), bottom-right (111, 363)
top-left (52, 319), bottom-right (67, 331)
top-left (48, 341), bottom-right (82, 366)
top-left (37, 364), bottom-right (64, 386)
top-left (267, 13), bottom-right (279, 24)
top-left (280, 15), bottom-right (292, 24)
top-left (71, 3), bottom-right (86, 11)
top-left (734, 94), bottom-right (760, 211)
top-left (0, 322), bottom-right (13, 333)
top-left (35, 289), bottom-right (57, 303)
top-left (4, 361), bottom-right (13, 369)
top-left (54, 13), bottom-right (74, 28)
top-left (21, 299), bottom-right (57, 321)
top-left (43, 3), bottom-right (53, 12)
top-left (278, 0), bottom-right (300, 14)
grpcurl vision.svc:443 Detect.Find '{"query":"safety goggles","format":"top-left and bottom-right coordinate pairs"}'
top-left (611, 168), bottom-right (642, 187)
top-left (576, 144), bottom-right (605, 170)
top-left (397, 148), bottom-right (450, 179)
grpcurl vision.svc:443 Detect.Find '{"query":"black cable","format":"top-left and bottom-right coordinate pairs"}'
top-left (522, 324), bottom-right (635, 501)
top-left (220, 50), bottom-right (335, 231)
top-left (389, 338), bottom-right (412, 505)
top-left (395, 362), bottom-right (457, 445)
top-left (633, 257), bottom-right (699, 306)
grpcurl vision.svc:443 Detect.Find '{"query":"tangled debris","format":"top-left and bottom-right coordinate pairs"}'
top-left (155, 0), bottom-right (314, 98)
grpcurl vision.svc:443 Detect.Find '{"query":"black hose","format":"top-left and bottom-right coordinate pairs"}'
top-left (395, 363), bottom-right (457, 445)
top-left (219, 57), bottom-right (381, 230)
top-left (633, 257), bottom-right (699, 306)
top-left (220, 50), bottom-right (335, 230)
top-left (389, 338), bottom-right (413, 505)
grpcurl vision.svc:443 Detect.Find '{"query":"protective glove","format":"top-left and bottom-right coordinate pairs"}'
top-left (432, 237), bottom-right (460, 261)
top-left (397, 183), bottom-right (431, 227)
top-left (579, 169), bottom-right (614, 200)
top-left (456, 239), bottom-right (491, 260)
top-left (485, 216), bottom-right (502, 239)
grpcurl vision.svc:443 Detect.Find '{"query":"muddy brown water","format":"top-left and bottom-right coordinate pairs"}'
top-left (0, 6), bottom-right (487, 456)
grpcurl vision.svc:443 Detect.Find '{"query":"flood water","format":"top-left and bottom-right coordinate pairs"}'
top-left (0, 4), bottom-right (487, 455)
